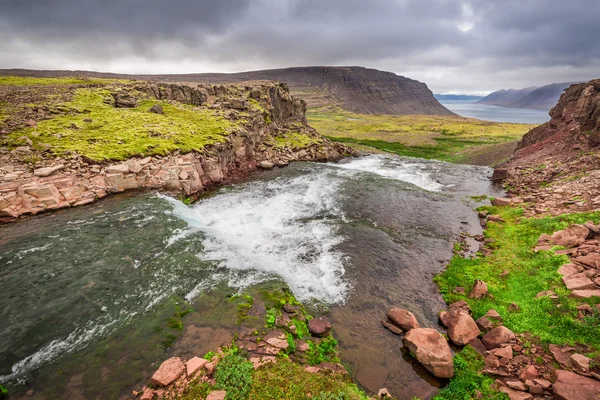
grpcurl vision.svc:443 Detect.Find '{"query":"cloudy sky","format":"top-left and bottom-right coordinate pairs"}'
top-left (1, 0), bottom-right (599, 94)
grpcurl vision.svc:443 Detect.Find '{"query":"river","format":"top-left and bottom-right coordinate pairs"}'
top-left (0, 155), bottom-right (502, 399)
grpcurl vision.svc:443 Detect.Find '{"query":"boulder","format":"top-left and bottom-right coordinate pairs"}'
top-left (553, 370), bottom-right (600, 400)
top-left (387, 308), bottom-right (420, 331)
top-left (149, 104), bottom-right (164, 114)
top-left (475, 316), bottom-right (493, 332)
top-left (402, 328), bottom-right (454, 378)
top-left (492, 168), bottom-right (509, 182)
top-left (308, 317), bottom-right (332, 337)
top-left (550, 225), bottom-right (590, 248)
top-left (33, 164), bottom-right (64, 177)
top-left (562, 273), bottom-right (597, 290)
top-left (573, 253), bottom-right (600, 269)
top-left (259, 161), bottom-right (275, 170)
top-left (570, 353), bottom-right (591, 371)
top-left (491, 197), bottom-right (511, 207)
top-left (151, 357), bottom-right (185, 387)
top-left (186, 356), bottom-right (208, 376)
top-left (481, 326), bottom-right (515, 349)
top-left (446, 310), bottom-right (480, 346)
top-left (469, 280), bottom-right (488, 299)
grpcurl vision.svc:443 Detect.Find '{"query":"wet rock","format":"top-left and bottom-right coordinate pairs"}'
top-left (553, 370), bottom-right (600, 400)
top-left (381, 320), bottom-right (403, 335)
top-left (491, 197), bottom-right (511, 207)
top-left (402, 328), bottom-right (454, 378)
top-left (206, 390), bottom-right (227, 400)
top-left (469, 280), bottom-right (488, 299)
top-left (151, 357), bottom-right (185, 387)
top-left (308, 317), bottom-right (332, 337)
top-left (149, 104), bottom-right (164, 114)
top-left (387, 308), bottom-right (420, 331)
top-left (492, 168), bottom-right (509, 182)
top-left (482, 326), bottom-right (515, 349)
top-left (446, 310), bottom-right (480, 346)
top-left (259, 161), bottom-right (275, 170)
top-left (33, 164), bottom-right (64, 177)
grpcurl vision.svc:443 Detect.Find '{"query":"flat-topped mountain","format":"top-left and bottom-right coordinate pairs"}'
top-left (478, 82), bottom-right (579, 110)
top-left (0, 66), bottom-right (455, 116)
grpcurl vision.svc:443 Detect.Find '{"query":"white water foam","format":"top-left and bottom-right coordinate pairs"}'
top-left (329, 155), bottom-right (444, 192)
top-left (162, 170), bottom-right (350, 304)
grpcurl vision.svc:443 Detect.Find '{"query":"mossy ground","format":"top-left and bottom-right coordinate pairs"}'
top-left (270, 131), bottom-right (322, 150)
top-left (4, 87), bottom-right (235, 161)
top-left (307, 107), bottom-right (533, 164)
top-left (0, 76), bottom-right (130, 86)
top-left (436, 206), bottom-right (600, 349)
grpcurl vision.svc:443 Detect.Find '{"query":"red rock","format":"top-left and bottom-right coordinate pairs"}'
top-left (264, 331), bottom-right (290, 349)
top-left (186, 356), bottom-right (207, 376)
top-left (151, 357), bottom-right (185, 387)
top-left (499, 386), bottom-right (533, 400)
top-left (446, 310), bottom-right (480, 346)
top-left (570, 353), bottom-right (591, 371)
top-left (206, 390), bottom-right (227, 400)
top-left (491, 197), bottom-right (511, 206)
top-left (387, 308), bottom-right (419, 331)
top-left (381, 320), bottom-right (403, 335)
top-left (570, 289), bottom-right (600, 298)
top-left (553, 370), bottom-right (600, 400)
top-left (205, 362), bottom-right (215, 373)
top-left (308, 317), bottom-right (332, 337)
top-left (484, 309), bottom-right (502, 321)
top-left (519, 365), bottom-right (538, 381)
top-left (475, 316), bottom-right (493, 332)
top-left (505, 380), bottom-right (527, 391)
top-left (532, 378), bottom-right (551, 389)
top-left (573, 253), bottom-right (600, 268)
top-left (558, 263), bottom-right (584, 277)
top-left (468, 338), bottom-right (487, 356)
top-left (484, 356), bottom-right (500, 368)
top-left (469, 280), bottom-right (488, 299)
top-left (140, 387), bottom-right (155, 400)
top-left (403, 328), bottom-right (454, 378)
top-left (488, 215), bottom-right (505, 222)
top-left (562, 273), bottom-right (597, 290)
top-left (377, 388), bottom-right (391, 398)
top-left (488, 345), bottom-right (513, 360)
top-left (482, 326), bottom-right (516, 349)
top-left (438, 311), bottom-right (449, 327)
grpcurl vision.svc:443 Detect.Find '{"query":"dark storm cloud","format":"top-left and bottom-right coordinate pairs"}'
top-left (0, 0), bottom-right (599, 93)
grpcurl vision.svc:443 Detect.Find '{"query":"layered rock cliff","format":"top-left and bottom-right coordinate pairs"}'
top-left (496, 79), bottom-right (600, 216)
top-left (1, 67), bottom-right (456, 116)
top-left (0, 79), bottom-right (353, 222)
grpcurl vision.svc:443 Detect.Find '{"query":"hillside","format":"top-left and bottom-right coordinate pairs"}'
top-left (478, 82), bottom-right (577, 110)
top-left (0, 67), bottom-right (455, 117)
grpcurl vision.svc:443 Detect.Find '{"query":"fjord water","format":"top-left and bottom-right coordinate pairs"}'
top-left (0, 155), bottom-right (502, 399)
top-left (440, 99), bottom-right (550, 124)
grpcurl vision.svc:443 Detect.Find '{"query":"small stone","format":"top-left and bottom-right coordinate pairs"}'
top-left (206, 390), bottom-right (227, 400)
top-left (482, 326), bottom-right (515, 349)
top-left (259, 161), bottom-right (275, 170)
top-left (476, 316), bottom-right (494, 332)
top-left (484, 356), bottom-right (500, 368)
top-left (381, 320), bottom-right (403, 335)
top-left (485, 309), bottom-right (502, 321)
top-left (469, 280), bottom-right (488, 299)
top-left (532, 379), bottom-right (551, 389)
top-left (377, 388), bottom-right (391, 398)
top-left (140, 388), bottom-right (155, 400)
top-left (506, 380), bottom-right (527, 391)
top-left (499, 386), bottom-right (533, 400)
top-left (519, 365), bottom-right (538, 381)
top-left (570, 353), bottom-right (591, 372)
top-left (308, 317), bottom-right (332, 337)
top-left (33, 164), bottom-right (64, 177)
top-left (491, 197), bottom-right (511, 207)
top-left (508, 302), bottom-right (521, 311)
top-left (149, 104), bottom-right (164, 114)
top-left (186, 356), bottom-right (207, 376)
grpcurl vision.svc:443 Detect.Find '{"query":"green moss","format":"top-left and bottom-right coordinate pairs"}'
top-left (4, 88), bottom-right (235, 161)
top-left (214, 353), bottom-right (254, 400)
top-left (203, 351), bottom-right (218, 361)
top-left (0, 384), bottom-right (8, 400)
top-left (271, 131), bottom-right (321, 150)
top-left (435, 207), bottom-right (600, 348)
top-left (306, 336), bottom-right (339, 366)
top-left (0, 75), bottom-right (129, 86)
top-left (434, 346), bottom-right (508, 400)
top-left (247, 359), bottom-right (367, 400)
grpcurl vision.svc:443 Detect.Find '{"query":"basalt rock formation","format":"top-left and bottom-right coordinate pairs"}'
top-left (1, 67), bottom-right (456, 116)
top-left (493, 78), bottom-right (600, 216)
top-left (0, 79), bottom-right (353, 222)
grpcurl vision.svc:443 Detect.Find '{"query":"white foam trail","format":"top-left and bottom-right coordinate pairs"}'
top-left (328, 155), bottom-right (444, 191)
top-left (162, 171), bottom-right (350, 304)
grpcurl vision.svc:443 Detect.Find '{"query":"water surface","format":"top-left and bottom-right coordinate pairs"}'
top-left (440, 99), bottom-right (550, 124)
top-left (0, 155), bottom-right (502, 399)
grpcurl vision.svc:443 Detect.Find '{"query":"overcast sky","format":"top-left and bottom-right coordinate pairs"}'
top-left (1, 0), bottom-right (599, 94)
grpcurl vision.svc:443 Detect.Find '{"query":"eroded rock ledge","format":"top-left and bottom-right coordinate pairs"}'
top-left (0, 80), bottom-right (353, 222)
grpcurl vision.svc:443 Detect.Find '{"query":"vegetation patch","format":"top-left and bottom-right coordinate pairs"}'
top-left (305, 337), bottom-right (340, 366)
top-left (3, 88), bottom-right (235, 161)
top-left (247, 359), bottom-right (367, 400)
top-left (434, 346), bottom-right (508, 400)
top-left (270, 131), bottom-right (321, 150)
top-left (307, 107), bottom-right (533, 164)
top-left (214, 353), bottom-right (254, 400)
top-left (435, 206), bottom-right (600, 348)
top-left (0, 76), bottom-right (129, 86)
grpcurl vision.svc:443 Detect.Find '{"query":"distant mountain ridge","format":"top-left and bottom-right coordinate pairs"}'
top-left (0, 66), bottom-right (455, 116)
top-left (478, 82), bottom-right (579, 110)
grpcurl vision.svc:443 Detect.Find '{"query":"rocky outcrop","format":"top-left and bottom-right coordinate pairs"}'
top-left (496, 78), bottom-right (600, 217)
top-left (1, 67), bottom-right (456, 116)
top-left (0, 81), bottom-right (353, 222)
